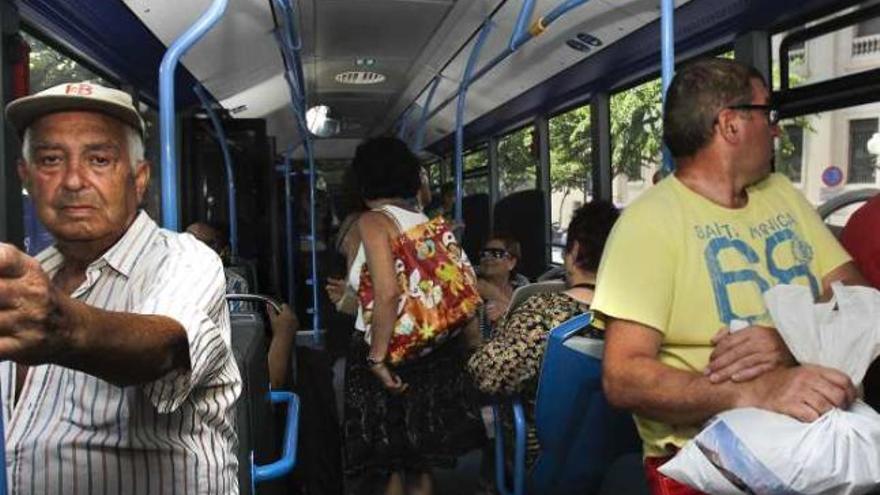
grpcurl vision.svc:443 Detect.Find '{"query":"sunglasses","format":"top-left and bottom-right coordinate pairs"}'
top-left (724, 104), bottom-right (780, 126)
top-left (480, 248), bottom-right (510, 260)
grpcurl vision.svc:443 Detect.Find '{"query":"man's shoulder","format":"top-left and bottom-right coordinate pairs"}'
top-left (141, 226), bottom-right (225, 274)
top-left (615, 178), bottom-right (684, 228)
top-left (751, 172), bottom-right (798, 198)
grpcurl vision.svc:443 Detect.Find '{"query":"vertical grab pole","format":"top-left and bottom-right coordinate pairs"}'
top-left (159, 0), bottom-right (229, 230)
top-left (414, 76), bottom-right (441, 152)
top-left (454, 22), bottom-right (493, 224)
top-left (660, 0), bottom-right (675, 175)
top-left (193, 84), bottom-right (239, 258)
top-left (284, 149), bottom-right (296, 306)
top-left (304, 139), bottom-right (321, 345)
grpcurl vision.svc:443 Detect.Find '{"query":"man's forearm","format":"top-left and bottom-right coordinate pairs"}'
top-left (604, 356), bottom-right (745, 426)
top-left (55, 295), bottom-right (190, 386)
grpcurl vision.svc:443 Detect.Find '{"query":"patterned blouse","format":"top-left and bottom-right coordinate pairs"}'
top-left (467, 291), bottom-right (600, 467)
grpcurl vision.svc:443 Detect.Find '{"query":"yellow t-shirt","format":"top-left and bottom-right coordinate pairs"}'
top-left (591, 173), bottom-right (851, 458)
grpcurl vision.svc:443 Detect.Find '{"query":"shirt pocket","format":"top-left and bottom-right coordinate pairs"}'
top-left (61, 370), bottom-right (130, 432)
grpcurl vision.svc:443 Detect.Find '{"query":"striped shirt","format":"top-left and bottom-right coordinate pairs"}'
top-left (1, 211), bottom-right (242, 495)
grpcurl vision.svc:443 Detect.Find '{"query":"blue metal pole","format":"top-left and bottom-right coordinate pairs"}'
top-left (192, 84), bottom-right (239, 258)
top-left (414, 76), bottom-right (441, 152)
top-left (397, 106), bottom-right (413, 142)
top-left (661, 0), bottom-right (675, 174)
top-left (454, 22), bottom-right (493, 224)
top-left (304, 139), bottom-right (321, 345)
top-left (509, 0), bottom-right (538, 51)
top-left (159, 0), bottom-right (229, 230)
top-left (253, 391), bottom-right (300, 481)
top-left (423, 0), bottom-right (593, 124)
top-left (284, 150), bottom-right (296, 306)
top-left (542, 0), bottom-right (590, 26)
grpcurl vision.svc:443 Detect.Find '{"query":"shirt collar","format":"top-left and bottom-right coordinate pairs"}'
top-left (35, 210), bottom-right (158, 279)
top-left (100, 211), bottom-right (157, 278)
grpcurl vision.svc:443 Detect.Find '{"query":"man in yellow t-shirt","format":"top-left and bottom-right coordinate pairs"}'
top-left (592, 58), bottom-right (868, 494)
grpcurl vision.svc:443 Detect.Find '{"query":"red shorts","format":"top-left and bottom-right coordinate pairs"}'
top-left (643, 456), bottom-right (706, 495)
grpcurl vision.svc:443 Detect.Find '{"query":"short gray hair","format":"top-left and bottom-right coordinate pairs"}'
top-left (21, 123), bottom-right (145, 172)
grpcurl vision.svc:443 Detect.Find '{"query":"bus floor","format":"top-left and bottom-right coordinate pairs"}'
top-left (331, 357), bottom-right (486, 495)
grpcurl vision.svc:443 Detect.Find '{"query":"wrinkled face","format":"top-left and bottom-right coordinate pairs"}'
top-left (739, 78), bottom-right (780, 184)
top-left (479, 239), bottom-right (517, 277)
top-left (18, 111), bottom-right (149, 244)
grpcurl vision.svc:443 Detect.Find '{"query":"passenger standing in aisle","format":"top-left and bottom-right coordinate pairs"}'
top-left (0, 81), bottom-right (240, 494)
top-left (342, 137), bottom-right (484, 495)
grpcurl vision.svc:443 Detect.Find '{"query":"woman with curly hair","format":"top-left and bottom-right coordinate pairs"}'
top-left (467, 200), bottom-right (620, 469)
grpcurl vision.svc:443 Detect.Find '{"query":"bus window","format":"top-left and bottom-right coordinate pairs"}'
top-left (462, 148), bottom-right (489, 196)
top-left (771, 9), bottom-right (880, 228)
top-left (775, 104), bottom-right (880, 229)
top-left (773, 3), bottom-right (880, 91)
top-left (497, 125), bottom-right (538, 199)
top-left (549, 103), bottom-right (593, 264)
top-left (24, 31), bottom-right (112, 92)
top-left (610, 77), bottom-right (663, 207)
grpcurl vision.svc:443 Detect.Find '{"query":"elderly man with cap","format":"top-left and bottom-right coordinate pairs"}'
top-left (0, 82), bottom-right (241, 494)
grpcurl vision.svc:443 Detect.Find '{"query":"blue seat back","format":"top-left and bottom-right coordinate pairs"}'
top-left (528, 313), bottom-right (641, 494)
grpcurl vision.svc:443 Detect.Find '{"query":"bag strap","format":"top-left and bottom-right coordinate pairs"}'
top-left (370, 206), bottom-right (404, 234)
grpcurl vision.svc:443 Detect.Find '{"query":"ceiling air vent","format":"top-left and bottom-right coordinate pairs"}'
top-left (335, 71), bottom-right (386, 85)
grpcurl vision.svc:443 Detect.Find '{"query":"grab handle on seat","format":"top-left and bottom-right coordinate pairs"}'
top-left (252, 391), bottom-right (300, 484)
top-left (494, 400), bottom-right (526, 495)
top-left (225, 294), bottom-right (282, 314)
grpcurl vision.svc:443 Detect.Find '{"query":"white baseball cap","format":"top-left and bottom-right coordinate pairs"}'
top-left (6, 81), bottom-right (145, 136)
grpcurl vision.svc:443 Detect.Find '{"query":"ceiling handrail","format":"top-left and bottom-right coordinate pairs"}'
top-left (193, 83), bottom-right (239, 258)
top-left (159, 0), bottom-right (229, 230)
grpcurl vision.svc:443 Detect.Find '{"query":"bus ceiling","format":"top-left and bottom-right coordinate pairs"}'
top-left (17, 0), bottom-right (866, 158)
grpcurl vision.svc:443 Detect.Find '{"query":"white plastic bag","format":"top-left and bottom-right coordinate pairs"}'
top-left (660, 283), bottom-right (880, 495)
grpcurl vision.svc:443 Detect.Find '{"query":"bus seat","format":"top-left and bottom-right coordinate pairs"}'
top-left (493, 190), bottom-right (547, 280)
top-left (462, 193), bottom-right (490, 263)
top-left (537, 266), bottom-right (566, 282)
top-left (229, 312), bottom-right (280, 495)
top-left (495, 313), bottom-right (642, 495)
top-left (507, 281), bottom-right (566, 315)
top-left (227, 257), bottom-right (260, 293)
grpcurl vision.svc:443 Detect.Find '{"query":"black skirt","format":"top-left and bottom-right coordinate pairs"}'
top-left (342, 332), bottom-right (486, 477)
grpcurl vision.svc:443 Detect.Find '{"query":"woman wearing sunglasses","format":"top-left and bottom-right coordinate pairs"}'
top-left (476, 236), bottom-right (531, 329)
top-left (468, 200), bottom-right (620, 469)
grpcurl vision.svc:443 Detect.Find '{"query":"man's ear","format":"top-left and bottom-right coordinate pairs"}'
top-left (716, 109), bottom-right (742, 144)
top-left (17, 160), bottom-right (30, 191)
top-left (134, 160), bottom-right (151, 204)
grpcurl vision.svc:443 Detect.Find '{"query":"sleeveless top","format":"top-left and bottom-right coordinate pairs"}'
top-left (347, 204), bottom-right (429, 331)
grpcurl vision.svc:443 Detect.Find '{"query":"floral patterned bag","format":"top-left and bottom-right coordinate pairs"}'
top-left (357, 213), bottom-right (481, 365)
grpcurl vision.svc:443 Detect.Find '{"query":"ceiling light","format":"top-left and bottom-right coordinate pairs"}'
top-left (335, 71), bottom-right (386, 85)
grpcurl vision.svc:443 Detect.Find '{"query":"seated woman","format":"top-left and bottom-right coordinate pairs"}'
top-left (476, 235), bottom-right (530, 330)
top-left (467, 200), bottom-right (619, 469)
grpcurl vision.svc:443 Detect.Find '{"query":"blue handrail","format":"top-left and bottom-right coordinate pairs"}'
top-left (509, 0), bottom-right (538, 51)
top-left (274, 0), bottom-right (322, 344)
top-left (494, 400), bottom-right (526, 495)
top-left (283, 150), bottom-right (296, 306)
top-left (454, 21), bottom-right (493, 224)
top-left (396, 106), bottom-right (414, 142)
top-left (159, 0), bottom-right (229, 230)
top-left (414, 76), bottom-right (441, 152)
top-left (192, 84), bottom-right (239, 258)
top-left (420, 0), bottom-right (592, 126)
top-left (252, 391), bottom-right (300, 484)
top-left (304, 140), bottom-right (321, 345)
top-left (660, 0), bottom-right (675, 175)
